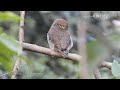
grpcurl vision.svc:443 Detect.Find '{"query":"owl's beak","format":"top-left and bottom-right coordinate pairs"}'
top-left (61, 26), bottom-right (65, 29)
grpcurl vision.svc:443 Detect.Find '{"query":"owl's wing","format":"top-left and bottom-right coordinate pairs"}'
top-left (47, 32), bottom-right (62, 51)
top-left (60, 34), bottom-right (73, 52)
top-left (47, 34), bottom-right (54, 50)
top-left (66, 35), bottom-right (73, 51)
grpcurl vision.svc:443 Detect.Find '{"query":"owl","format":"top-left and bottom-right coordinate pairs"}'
top-left (47, 19), bottom-right (73, 58)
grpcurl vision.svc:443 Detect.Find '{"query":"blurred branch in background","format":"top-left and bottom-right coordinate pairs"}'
top-left (93, 68), bottom-right (102, 79)
top-left (87, 22), bottom-right (113, 79)
top-left (77, 11), bottom-right (89, 79)
top-left (99, 61), bottom-right (112, 69)
top-left (93, 61), bottom-right (112, 79)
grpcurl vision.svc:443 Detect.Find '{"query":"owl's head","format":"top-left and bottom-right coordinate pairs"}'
top-left (53, 19), bottom-right (68, 30)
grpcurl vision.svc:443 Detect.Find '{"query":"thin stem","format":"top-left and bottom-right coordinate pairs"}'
top-left (11, 11), bottom-right (25, 79)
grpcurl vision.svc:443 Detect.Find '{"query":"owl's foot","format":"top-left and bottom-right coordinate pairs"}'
top-left (62, 52), bottom-right (68, 58)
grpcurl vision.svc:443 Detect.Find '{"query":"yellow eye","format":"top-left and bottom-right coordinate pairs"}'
top-left (59, 24), bottom-right (62, 27)
top-left (58, 24), bottom-right (65, 29)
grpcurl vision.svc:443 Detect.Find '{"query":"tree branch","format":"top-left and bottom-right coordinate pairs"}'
top-left (93, 68), bottom-right (102, 79)
top-left (12, 11), bottom-right (25, 79)
top-left (99, 61), bottom-right (112, 69)
top-left (24, 42), bottom-right (113, 79)
top-left (93, 61), bottom-right (112, 79)
top-left (23, 43), bottom-right (82, 62)
top-left (23, 42), bottom-right (112, 79)
top-left (19, 11), bottom-right (25, 47)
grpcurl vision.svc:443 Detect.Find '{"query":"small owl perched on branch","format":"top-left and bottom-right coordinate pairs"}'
top-left (47, 19), bottom-right (73, 58)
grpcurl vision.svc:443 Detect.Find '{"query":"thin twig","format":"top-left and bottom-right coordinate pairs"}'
top-left (99, 61), bottom-right (112, 69)
top-left (93, 68), bottom-right (102, 79)
top-left (11, 11), bottom-right (25, 79)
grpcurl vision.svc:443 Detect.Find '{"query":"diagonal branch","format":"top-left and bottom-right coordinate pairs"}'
top-left (23, 43), bottom-right (82, 62)
top-left (99, 61), bottom-right (112, 69)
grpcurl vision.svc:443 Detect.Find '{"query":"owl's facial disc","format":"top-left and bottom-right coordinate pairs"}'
top-left (58, 24), bottom-right (65, 29)
top-left (53, 19), bottom-right (68, 30)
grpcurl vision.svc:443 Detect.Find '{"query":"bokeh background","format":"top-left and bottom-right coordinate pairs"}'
top-left (1, 11), bottom-right (120, 79)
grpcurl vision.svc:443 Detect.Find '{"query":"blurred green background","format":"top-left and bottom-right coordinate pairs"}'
top-left (1, 11), bottom-right (120, 79)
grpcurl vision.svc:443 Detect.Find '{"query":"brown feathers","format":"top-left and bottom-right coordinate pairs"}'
top-left (47, 19), bottom-right (73, 58)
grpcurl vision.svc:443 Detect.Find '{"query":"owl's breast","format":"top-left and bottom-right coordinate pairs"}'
top-left (48, 26), bottom-right (71, 50)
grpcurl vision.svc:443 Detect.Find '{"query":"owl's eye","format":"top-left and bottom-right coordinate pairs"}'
top-left (58, 24), bottom-right (62, 27)
top-left (58, 24), bottom-right (65, 29)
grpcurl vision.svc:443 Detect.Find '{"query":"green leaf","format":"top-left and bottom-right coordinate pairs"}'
top-left (0, 33), bottom-right (22, 54)
top-left (0, 27), bottom-right (3, 34)
top-left (0, 32), bottom-right (31, 73)
top-left (111, 60), bottom-right (120, 77)
top-left (0, 42), bottom-right (14, 71)
top-left (0, 32), bottom-right (21, 71)
top-left (0, 11), bottom-right (20, 22)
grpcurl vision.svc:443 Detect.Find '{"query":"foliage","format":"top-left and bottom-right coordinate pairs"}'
top-left (0, 32), bottom-right (21, 72)
top-left (0, 11), bottom-right (19, 22)
top-left (87, 40), bottom-right (107, 62)
top-left (111, 60), bottom-right (120, 79)
top-left (0, 31), bottom-right (31, 79)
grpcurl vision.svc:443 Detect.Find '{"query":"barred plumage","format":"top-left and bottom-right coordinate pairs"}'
top-left (47, 19), bottom-right (73, 58)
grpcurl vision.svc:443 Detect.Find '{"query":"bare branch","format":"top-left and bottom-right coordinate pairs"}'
top-left (19, 11), bottom-right (25, 48)
top-left (93, 68), bottom-right (102, 79)
top-left (99, 61), bottom-right (112, 69)
top-left (12, 11), bottom-right (25, 79)
top-left (93, 61), bottom-right (112, 79)
top-left (23, 43), bottom-right (82, 62)
top-left (23, 42), bottom-right (113, 79)
top-left (22, 42), bottom-right (113, 79)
